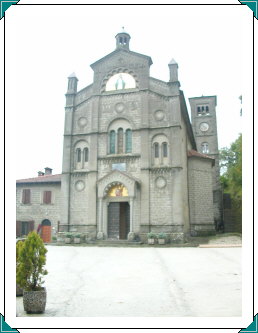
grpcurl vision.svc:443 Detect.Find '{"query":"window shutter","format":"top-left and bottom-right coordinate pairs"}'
top-left (29, 221), bottom-right (34, 232)
top-left (43, 191), bottom-right (51, 204)
top-left (16, 221), bottom-right (21, 237)
top-left (47, 191), bottom-right (51, 204)
top-left (22, 189), bottom-right (31, 204)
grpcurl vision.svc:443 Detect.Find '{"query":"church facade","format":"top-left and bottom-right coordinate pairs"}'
top-left (60, 30), bottom-right (221, 242)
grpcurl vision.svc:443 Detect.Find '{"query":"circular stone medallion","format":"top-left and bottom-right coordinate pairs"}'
top-left (115, 102), bottom-right (125, 113)
top-left (78, 117), bottom-right (87, 128)
top-left (75, 180), bottom-right (85, 191)
top-left (156, 176), bottom-right (167, 189)
top-left (154, 110), bottom-right (165, 121)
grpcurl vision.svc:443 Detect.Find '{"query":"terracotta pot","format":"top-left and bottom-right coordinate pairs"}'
top-left (23, 287), bottom-right (47, 314)
top-left (158, 238), bottom-right (165, 245)
top-left (148, 238), bottom-right (155, 245)
top-left (65, 238), bottom-right (71, 244)
top-left (74, 238), bottom-right (81, 244)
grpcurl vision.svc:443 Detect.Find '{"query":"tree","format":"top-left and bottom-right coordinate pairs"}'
top-left (16, 231), bottom-right (48, 291)
top-left (219, 134), bottom-right (242, 208)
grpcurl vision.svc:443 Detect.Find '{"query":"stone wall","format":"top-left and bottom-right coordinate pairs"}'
top-left (188, 157), bottom-right (215, 235)
top-left (16, 183), bottom-right (61, 237)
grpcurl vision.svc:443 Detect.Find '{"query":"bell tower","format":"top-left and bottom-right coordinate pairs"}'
top-left (189, 96), bottom-right (223, 228)
top-left (115, 28), bottom-right (131, 51)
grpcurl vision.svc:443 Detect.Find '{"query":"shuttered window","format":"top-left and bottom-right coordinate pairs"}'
top-left (16, 221), bottom-right (34, 237)
top-left (43, 191), bottom-right (52, 204)
top-left (22, 189), bottom-right (31, 204)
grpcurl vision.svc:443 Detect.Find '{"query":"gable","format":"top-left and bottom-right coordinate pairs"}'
top-left (90, 49), bottom-right (152, 70)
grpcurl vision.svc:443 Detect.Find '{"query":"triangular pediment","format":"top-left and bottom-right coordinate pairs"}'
top-left (90, 49), bottom-right (152, 70)
top-left (98, 169), bottom-right (141, 185)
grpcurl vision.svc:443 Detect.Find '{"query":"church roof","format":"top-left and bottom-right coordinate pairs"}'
top-left (179, 90), bottom-right (197, 150)
top-left (188, 150), bottom-right (215, 165)
top-left (16, 174), bottom-right (61, 184)
top-left (90, 48), bottom-right (153, 69)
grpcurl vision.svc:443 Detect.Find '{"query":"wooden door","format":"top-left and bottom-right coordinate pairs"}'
top-left (119, 202), bottom-right (130, 240)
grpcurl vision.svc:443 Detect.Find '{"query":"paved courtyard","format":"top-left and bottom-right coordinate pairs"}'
top-left (16, 245), bottom-right (241, 317)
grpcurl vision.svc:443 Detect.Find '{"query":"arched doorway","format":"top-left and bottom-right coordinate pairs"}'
top-left (41, 219), bottom-right (51, 243)
top-left (106, 183), bottom-right (130, 240)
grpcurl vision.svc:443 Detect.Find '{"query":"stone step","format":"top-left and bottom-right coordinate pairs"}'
top-left (94, 239), bottom-right (143, 246)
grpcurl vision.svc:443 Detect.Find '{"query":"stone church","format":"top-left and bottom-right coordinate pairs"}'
top-left (16, 30), bottom-right (222, 242)
top-left (60, 30), bottom-right (221, 242)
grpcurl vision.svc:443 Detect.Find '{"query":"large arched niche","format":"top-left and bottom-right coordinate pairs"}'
top-left (104, 182), bottom-right (129, 197)
top-left (97, 170), bottom-right (140, 199)
top-left (101, 68), bottom-right (139, 93)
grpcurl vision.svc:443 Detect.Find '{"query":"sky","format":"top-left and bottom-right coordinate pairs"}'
top-left (5, 4), bottom-right (250, 180)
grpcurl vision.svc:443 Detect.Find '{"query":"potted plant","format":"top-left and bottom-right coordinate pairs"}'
top-left (147, 232), bottom-right (156, 245)
top-left (74, 233), bottom-right (82, 244)
top-left (51, 236), bottom-right (57, 243)
top-left (157, 232), bottom-right (166, 245)
top-left (64, 232), bottom-right (73, 244)
top-left (16, 231), bottom-right (48, 313)
top-left (16, 240), bottom-right (24, 296)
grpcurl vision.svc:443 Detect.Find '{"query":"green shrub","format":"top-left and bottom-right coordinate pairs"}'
top-left (16, 231), bottom-right (48, 291)
top-left (52, 236), bottom-right (57, 241)
top-left (65, 232), bottom-right (73, 238)
top-left (74, 233), bottom-right (82, 238)
top-left (147, 232), bottom-right (156, 239)
top-left (16, 240), bottom-right (24, 272)
top-left (158, 232), bottom-right (166, 239)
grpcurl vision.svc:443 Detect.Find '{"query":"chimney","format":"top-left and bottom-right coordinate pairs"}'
top-left (44, 167), bottom-right (52, 175)
top-left (38, 171), bottom-right (45, 177)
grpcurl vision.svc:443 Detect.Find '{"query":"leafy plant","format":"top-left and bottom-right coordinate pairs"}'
top-left (52, 236), bottom-right (57, 241)
top-left (65, 232), bottom-right (73, 238)
top-left (147, 232), bottom-right (156, 239)
top-left (74, 233), bottom-right (82, 238)
top-left (16, 231), bottom-right (48, 291)
top-left (157, 232), bottom-right (166, 239)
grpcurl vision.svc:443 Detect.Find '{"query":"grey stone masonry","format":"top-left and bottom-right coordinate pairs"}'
top-left (15, 32), bottom-right (218, 243)
top-left (189, 96), bottom-right (222, 227)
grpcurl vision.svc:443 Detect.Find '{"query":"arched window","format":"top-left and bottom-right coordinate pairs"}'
top-left (205, 106), bottom-right (209, 113)
top-left (201, 142), bottom-right (209, 154)
top-left (162, 142), bottom-right (168, 158)
top-left (154, 143), bottom-right (159, 158)
top-left (110, 130), bottom-right (116, 154)
top-left (125, 129), bottom-right (132, 153)
top-left (76, 148), bottom-right (81, 162)
top-left (84, 147), bottom-right (89, 162)
top-left (117, 128), bottom-right (124, 154)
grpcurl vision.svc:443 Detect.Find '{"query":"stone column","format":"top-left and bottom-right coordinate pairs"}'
top-left (129, 198), bottom-right (133, 232)
top-left (97, 198), bottom-right (104, 240)
top-left (128, 198), bottom-right (135, 241)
